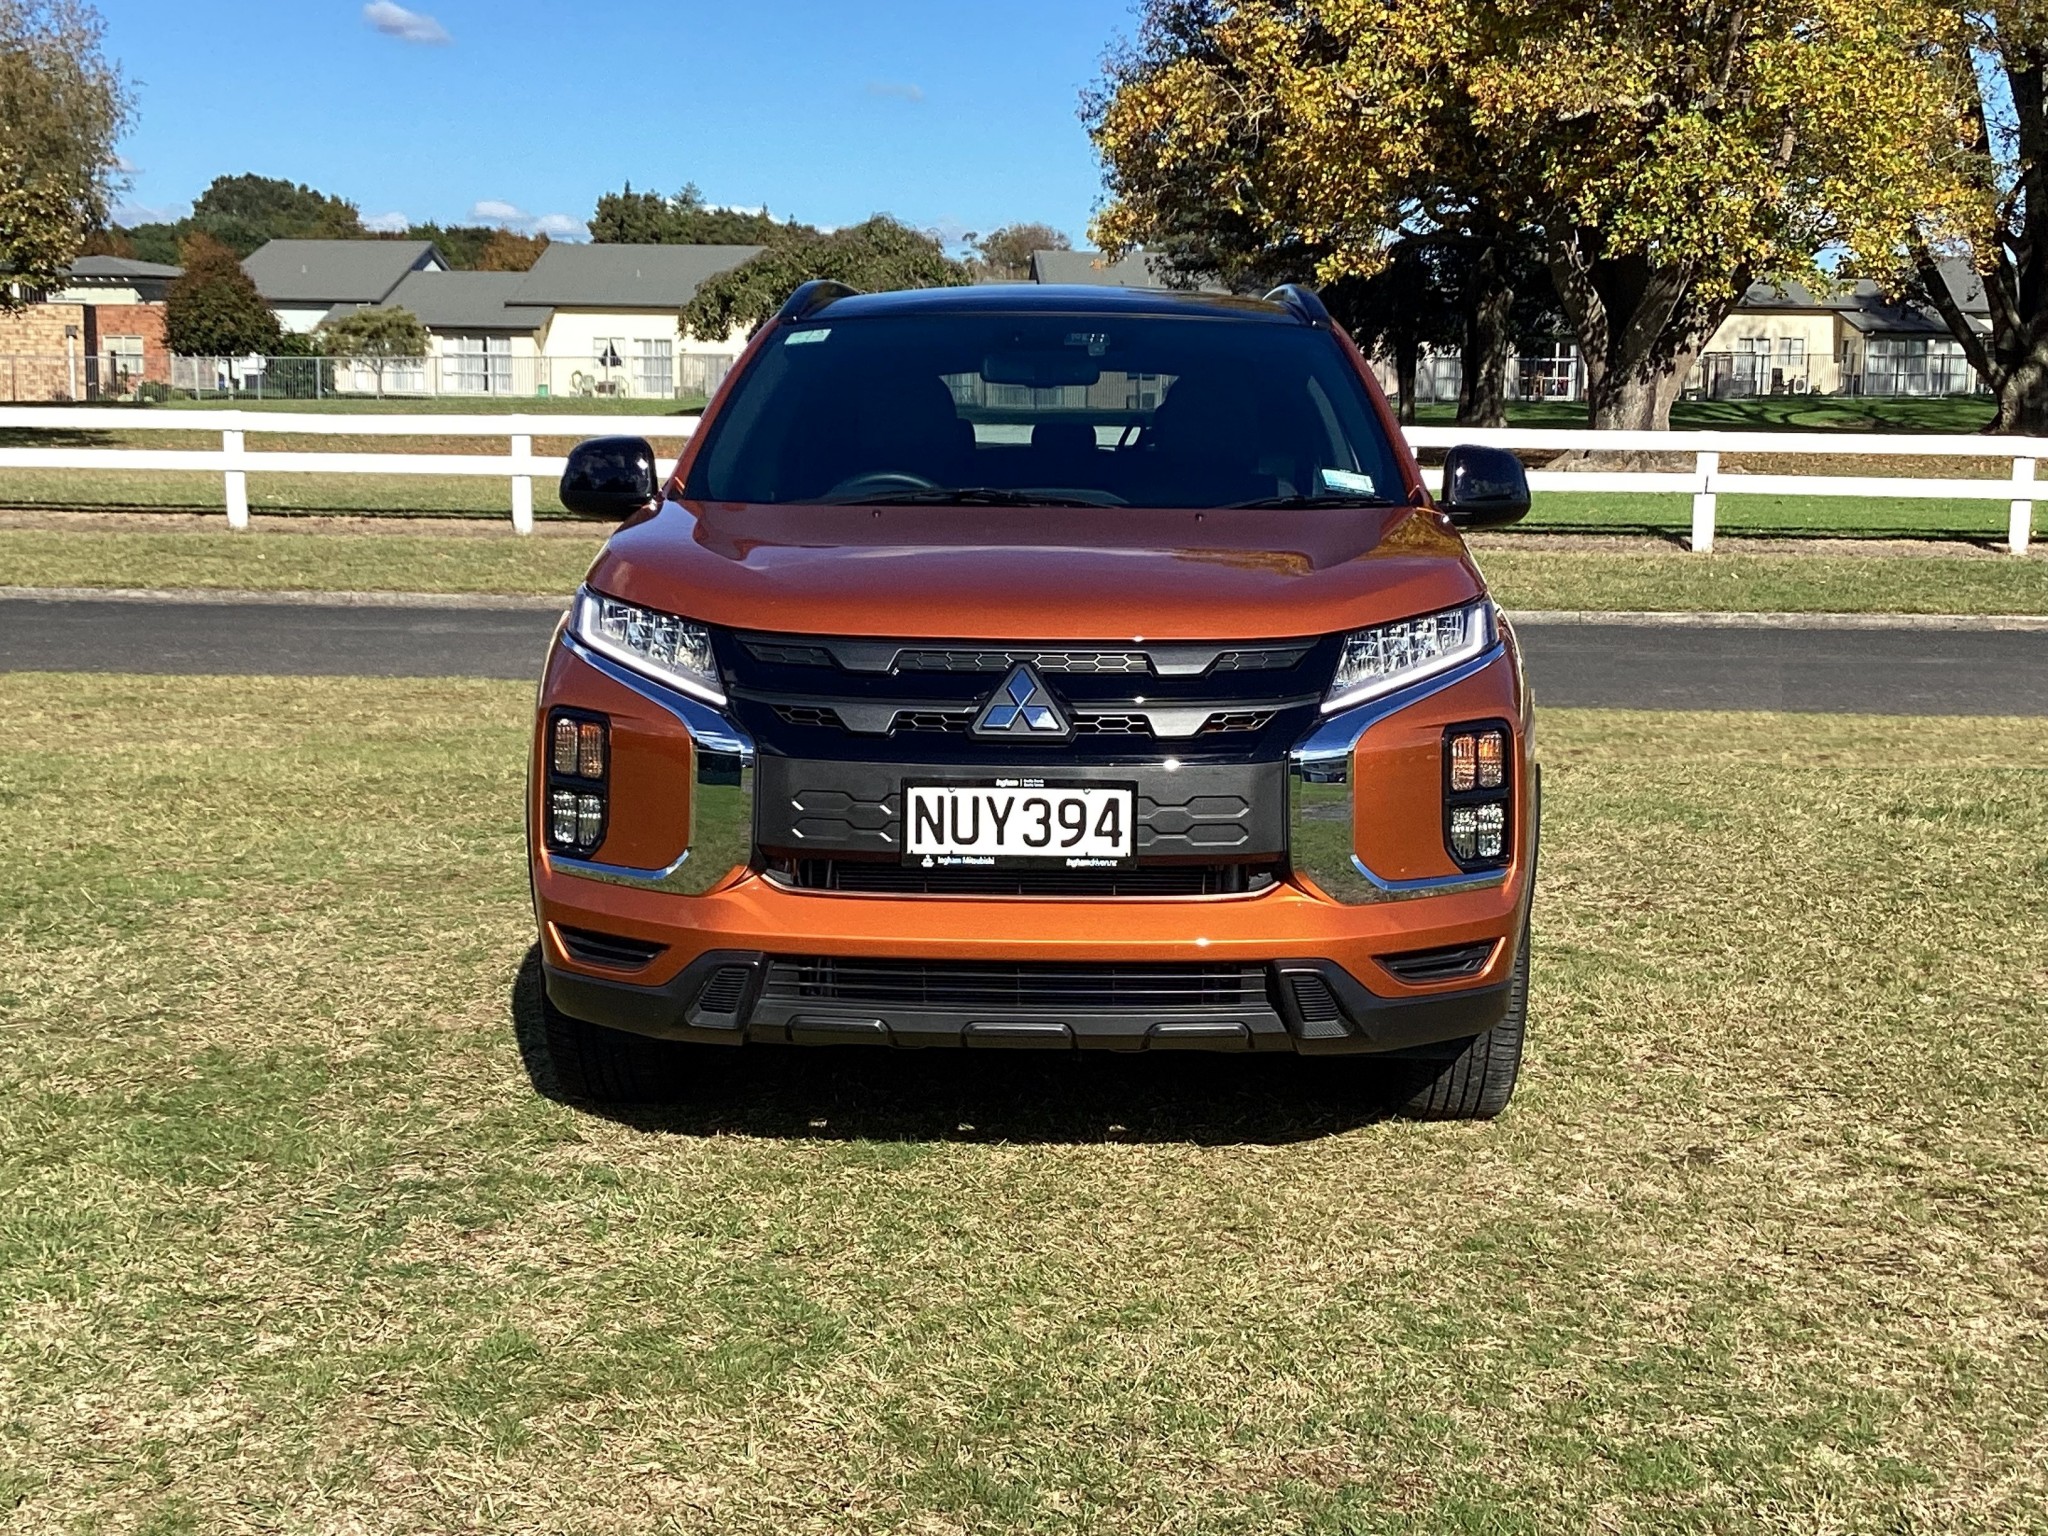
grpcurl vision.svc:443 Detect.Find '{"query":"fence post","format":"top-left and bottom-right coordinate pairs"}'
top-left (1690, 450), bottom-right (1719, 553)
top-left (223, 422), bottom-right (249, 530)
top-left (510, 431), bottom-right (534, 535)
top-left (2010, 457), bottom-right (2035, 557)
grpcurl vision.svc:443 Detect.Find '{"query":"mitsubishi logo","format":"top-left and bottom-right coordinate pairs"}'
top-left (972, 664), bottom-right (1071, 740)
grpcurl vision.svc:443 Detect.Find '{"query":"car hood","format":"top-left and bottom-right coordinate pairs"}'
top-left (585, 499), bottom-right (1485, 642)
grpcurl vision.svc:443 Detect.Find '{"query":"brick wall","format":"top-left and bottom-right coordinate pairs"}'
top-left (0, 302), bottom-right (88, 401)
top-left (83, 303), bottom-right (172, 387)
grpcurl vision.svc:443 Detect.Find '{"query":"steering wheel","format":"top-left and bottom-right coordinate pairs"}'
top-left (825, 471), bottom-right (940, 500)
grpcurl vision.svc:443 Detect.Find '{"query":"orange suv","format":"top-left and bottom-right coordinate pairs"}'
top-left (532, 282), bottom-right (1536, 1117)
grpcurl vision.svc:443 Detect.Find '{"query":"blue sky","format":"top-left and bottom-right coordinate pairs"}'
top-left (99, 0), bottom-right (1140, 248)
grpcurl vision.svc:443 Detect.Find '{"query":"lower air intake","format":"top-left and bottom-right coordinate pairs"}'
top-left (762, 958), bottom-right (1269, 1012)
top-left (556, 926), bottom-right (668, 971)
top-left (1378, 941), bottom-right (1497, 984)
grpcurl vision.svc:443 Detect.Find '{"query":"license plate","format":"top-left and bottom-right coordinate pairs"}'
top-left (904, 779), bottom-right (1136, 868)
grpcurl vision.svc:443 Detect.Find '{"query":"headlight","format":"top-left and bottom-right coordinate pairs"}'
top-left (1323, 599), bottom-right (1493, 712)
top-left (571, 587), bottom-right (725, 704)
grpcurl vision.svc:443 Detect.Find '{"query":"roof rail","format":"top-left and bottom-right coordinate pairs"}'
top-left (775, 279), bottom-right (859, 326)
top-left (1263, 284), bottom-right (1332, 327)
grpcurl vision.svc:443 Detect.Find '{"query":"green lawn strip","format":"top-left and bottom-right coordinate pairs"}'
top-left (1479, 548), bottom-right (2048, 615)
top-left (1, 677), bottom-right (2044, 1532)
top-left (1413, 396), bottom-right (2001, 433)
top-left (1520, 490), bottom-right (2030, 541)
top-left (0, 528), bottom-right (602, 594)
top-left (4, 527), bottom-right (2044, 613)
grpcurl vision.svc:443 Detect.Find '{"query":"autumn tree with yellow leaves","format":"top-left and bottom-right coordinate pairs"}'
top-left (1089, 0), bottom-right (1984, 429)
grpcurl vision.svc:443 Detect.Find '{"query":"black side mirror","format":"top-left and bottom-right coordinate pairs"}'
top-left (560, 436), bottom-right (659, 519)
top-left (1439, 444), bottom-right (1531, 528)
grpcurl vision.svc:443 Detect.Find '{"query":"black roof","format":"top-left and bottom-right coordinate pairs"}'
top-left (817, 283), bottom-right (1298, 323)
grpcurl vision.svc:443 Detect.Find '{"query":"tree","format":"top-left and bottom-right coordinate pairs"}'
top-left (591, 182), bottom-right (804, 245)
top-left (187, 173), bottom-right (363, 255)
top-left (680, 217), bottom-right (970, 339)
top-left (164, 232), bottom-right (282, 356)
top-left (317, 305), bottom-right (428, 397)
top-left (474, 228), bottom-right (549, 271)
top-left (1087, 0), bottom-right (1547, 427)
top-left (1090, 0), bottom-right (1979, 430)
top-left (966, 222), bottom-right (1071, 281)
top-left (0, 0), bottom-right (131, 310)
top-left (1910, 5), bottom-right (2048, 433)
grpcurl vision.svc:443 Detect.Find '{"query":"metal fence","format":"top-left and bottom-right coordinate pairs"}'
top-left (0, 352), bottom-right (738, 405)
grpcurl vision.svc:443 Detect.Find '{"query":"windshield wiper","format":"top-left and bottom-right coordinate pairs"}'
top-left (1227, 493), bottom-right (1399, 510)
top-left (825, 486), bottom-right (1112, 508)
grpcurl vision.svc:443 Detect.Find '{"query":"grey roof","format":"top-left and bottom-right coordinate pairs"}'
top-left (66, 255), bottom-right (182, 281)
top-left (355, 269), bottom-right (553, 331)
top-left (1739, 259), bottom-right (1990, 325)
top-left (1031, 248), bottom-right (1171, 288)
top-left (510, 243), bottom-right (761, 308)
top-left (243, 239), bottom-right (442, 305)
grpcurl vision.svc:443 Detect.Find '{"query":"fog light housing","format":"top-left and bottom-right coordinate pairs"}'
top-left (1444, 721), bottom-right (1512, 870)
top-left (544, 709), bottom-right (609, 856)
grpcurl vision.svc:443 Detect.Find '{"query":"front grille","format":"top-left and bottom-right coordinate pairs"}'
top-left (1073, 713), bottom-right (1150, 736)
top-left (1378, 941), bottom-right (1497, 984)
top-left (724, 628), bottom-right (1338, 763)
top-left (763, 958), bottom-right (1271, 1012)
top-left (780, 858), bottom-right (1276, 897)
top-left (896, 648), bottom-right (1152, 674)
top-left (776, 706), bottom-right (1276, 738)
top-left (556, 926), bottom-right (668, 971)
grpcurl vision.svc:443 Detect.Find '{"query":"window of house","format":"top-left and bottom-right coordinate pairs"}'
top-left (444, 335), bottom-right (512, 394)
top-left (636, 339), bottom-right (674, 398)
top-left (104, 335), bottom-right (145, 382)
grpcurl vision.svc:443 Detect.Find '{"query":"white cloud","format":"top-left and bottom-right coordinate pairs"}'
top-left (866, 80), bottom-right (925, 103)
top-left (113, 199), bottom-right (188, 225)
top-left (364, 2), bottom-right (451, 45)
top-left (362, 210), bottom-right (411, 233)
top-left (468, 199), bottom-right (587, 241)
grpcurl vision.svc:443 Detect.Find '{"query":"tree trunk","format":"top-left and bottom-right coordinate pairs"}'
top-left (1394, 335), bottom-right (1419, 424)
top-left (1918, 48), bottom-right (2048, 435)
top-left (1457, 239), bottom-right (1514, 428)
top-left (1547, 235), bottom-right (1742, 431)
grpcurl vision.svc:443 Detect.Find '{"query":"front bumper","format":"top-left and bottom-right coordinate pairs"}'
top-left (531, 628), bottom-right (1536, 1054)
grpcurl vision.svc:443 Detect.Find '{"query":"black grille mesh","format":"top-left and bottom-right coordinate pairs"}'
top-left (783, 859), bottom-right (1273, 897)
top-left (764, 958), bottom-right (1270, 1012)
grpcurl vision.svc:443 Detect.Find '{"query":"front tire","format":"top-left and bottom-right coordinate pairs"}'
top-left (1393, 928), bottom-right (1529, 1121)
top-left (539, 977), bottom-right (693, 1103)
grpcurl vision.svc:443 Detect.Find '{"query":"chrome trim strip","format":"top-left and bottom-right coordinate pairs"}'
top-left (549, 634), bottom-right (756, 895)
top-left (1287, 643), bottom-right (1512, 905)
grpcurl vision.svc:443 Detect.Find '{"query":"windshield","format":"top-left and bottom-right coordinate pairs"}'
top-left (683, 311), bottom-right (1407, 509)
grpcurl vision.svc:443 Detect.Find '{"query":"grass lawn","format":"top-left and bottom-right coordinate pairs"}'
top-left (3, 526), bottom-right (2045, 614)
top-left (13, 396), bottom-right (709, 417)
top-left (1413, 396), bottom-right (2000, 433)
top-left (1, 675), bottom-right (2043, 1532)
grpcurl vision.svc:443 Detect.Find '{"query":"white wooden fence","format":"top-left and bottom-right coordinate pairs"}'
top-left (0, 408), bottom-right (2037, 554)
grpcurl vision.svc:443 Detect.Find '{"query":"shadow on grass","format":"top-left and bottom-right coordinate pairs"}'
top-left (508, 947), bottom-right (1400, 1147)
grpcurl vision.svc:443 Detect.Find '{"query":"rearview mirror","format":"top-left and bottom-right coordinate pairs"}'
top-left (560, 436), bottom-right (659, 519)
top-left (981, 351), bottom-right (1102, 388)
top-left (1439, 444), bottom-right (1531, 528)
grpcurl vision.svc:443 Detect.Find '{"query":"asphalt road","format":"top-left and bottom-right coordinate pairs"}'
top-left (1, 595), bottom-right (2045, 715)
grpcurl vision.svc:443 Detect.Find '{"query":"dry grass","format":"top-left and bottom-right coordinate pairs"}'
top-left (1, 677), bottom-right (2045, 1534)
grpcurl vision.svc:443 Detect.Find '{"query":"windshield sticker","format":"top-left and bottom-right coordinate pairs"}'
top-left (784, 328), bottom-right (831, 346)
top-left (1065, 332), bottom-right (1110, 357)
top-left (1320, 468), bottom-right (1377, 495)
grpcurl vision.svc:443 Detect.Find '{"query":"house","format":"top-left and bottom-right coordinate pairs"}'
top-left (507, 242), bottom-right (760, 398)
top-left (1703, 263), bottom-right (1988, 398)
top-left (242, 239), bottom-right (445, 333)
top-left (0, 254), bottom-right (181, 401)
top-left (322, 269), bottom-right (554, 396)
top-left (1028, 248), bottom-right (1228, 291)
